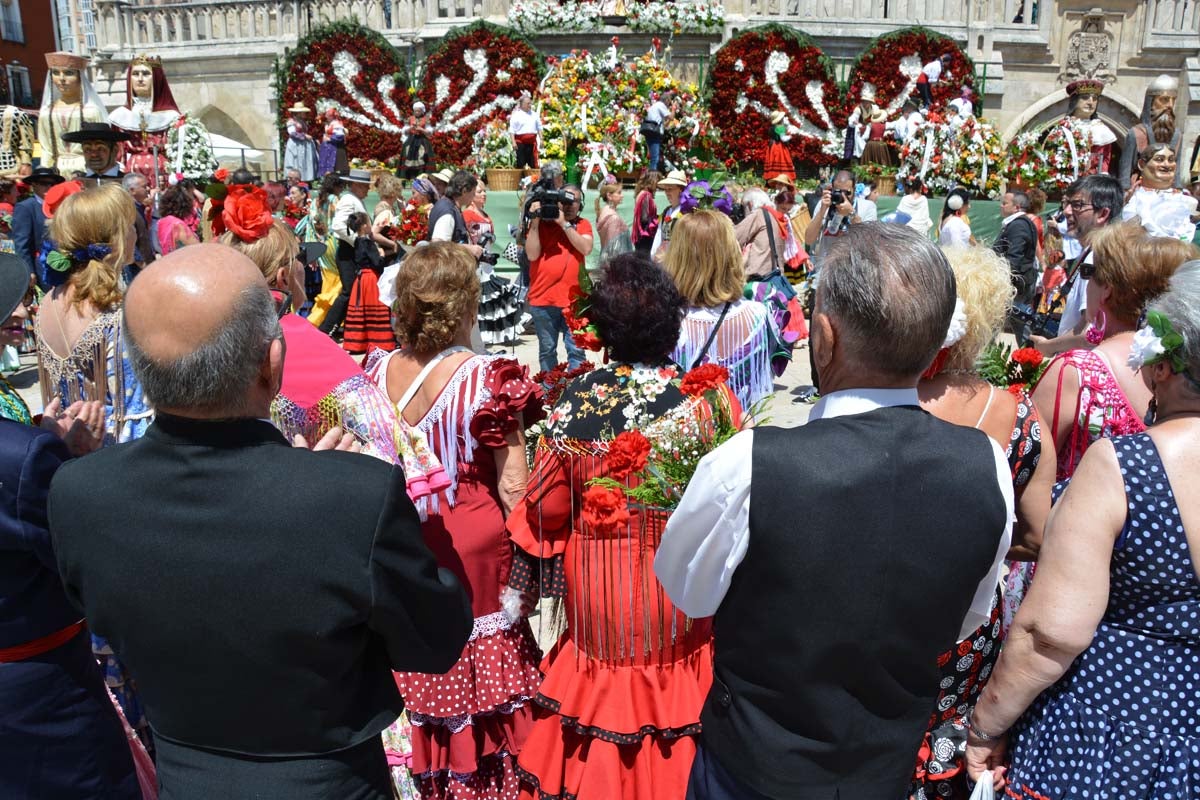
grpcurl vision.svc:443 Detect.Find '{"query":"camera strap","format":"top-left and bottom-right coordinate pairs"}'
top-left (691, 302), bottom-right (733, 371)
top-left (762, 208), bottom-right (782, 273)
top-left (1050, 246), bottom-right (1091, 313)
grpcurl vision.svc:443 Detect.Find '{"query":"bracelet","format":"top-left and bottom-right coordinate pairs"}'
top-left (966, 711), bottom-right (1006, 742)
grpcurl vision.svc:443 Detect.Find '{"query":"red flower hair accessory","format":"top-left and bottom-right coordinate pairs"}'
top-left (222, 184), bottom-right (275, 242)
top-left (213, 167), bottom-right (229, 182)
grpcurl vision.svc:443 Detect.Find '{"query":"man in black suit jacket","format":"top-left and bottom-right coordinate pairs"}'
top-left (49, 244), bottom-right (473, 799)
top-left (992, 189), bottom-right (1040, 311)
top-left (12, 167), bottom-right (63, 283)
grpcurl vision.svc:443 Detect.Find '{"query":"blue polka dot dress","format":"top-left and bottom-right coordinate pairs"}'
top-left (1005, 433), bottom-right (1200, 799)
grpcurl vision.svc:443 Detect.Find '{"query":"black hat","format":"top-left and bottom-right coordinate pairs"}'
top-left (61, 122), bottom-right (132, 145)
top-left (0, 252), bottom-right (30, 322)
top-left (298, 241), bottom-right (326, 267)
top-left (26, 166), bottom-right (65, 186)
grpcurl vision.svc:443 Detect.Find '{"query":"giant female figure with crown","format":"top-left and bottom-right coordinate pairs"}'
top-left (38, 51), bottom-right (109, 174)
top-left (109, 54), bottom-right (182, 188)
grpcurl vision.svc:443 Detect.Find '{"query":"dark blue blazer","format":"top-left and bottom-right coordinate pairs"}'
top-left (11, 194), bottom-right (45, 278)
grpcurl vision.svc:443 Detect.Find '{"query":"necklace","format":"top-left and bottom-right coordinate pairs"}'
top-left (0, 372), bottom-right (32, 424)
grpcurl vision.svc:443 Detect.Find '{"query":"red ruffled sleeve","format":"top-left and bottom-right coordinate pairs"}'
top-left (469, 358), bottom-right (545, 449)
top-left (505, 445), bottom-right (572, 599)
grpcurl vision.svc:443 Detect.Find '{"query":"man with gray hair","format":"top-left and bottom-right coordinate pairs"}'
top-left (993, 189), bottom-right (1040, 313)
top-left (48, 244), bottom-right (472, 799)
top-left (656, 223), bottom-right (1013, 800)
top-left (121, 172), bottom-right (154, 269)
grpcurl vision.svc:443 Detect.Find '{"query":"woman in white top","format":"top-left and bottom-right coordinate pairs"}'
top-left (896, 175), bottom-right (933, 237)
top-left (939, 187), bottom-right (973, 248)
top-left (663, 209), bottom-right (782, 409)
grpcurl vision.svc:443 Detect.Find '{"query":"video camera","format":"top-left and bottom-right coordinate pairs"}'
top-left (524, 178), bottom-right (578, 222)
top-left (477, 230), bottom-right (499, 266)
top-left (1009, 302), bottom-right (1061, 344)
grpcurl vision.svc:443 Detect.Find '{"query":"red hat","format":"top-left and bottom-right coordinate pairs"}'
top-left (43, 180), bottom-right (85, 219)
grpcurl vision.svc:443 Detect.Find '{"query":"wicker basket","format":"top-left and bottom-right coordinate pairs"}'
top-left (486, 168), bottom-right (523, 191)
top-left (875, 176), bottom-right (897, 196)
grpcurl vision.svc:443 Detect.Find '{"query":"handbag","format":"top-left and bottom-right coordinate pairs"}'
top-left (639, 119), bottom-right (662, 138)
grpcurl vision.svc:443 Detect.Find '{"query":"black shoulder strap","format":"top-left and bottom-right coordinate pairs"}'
top-left (691, 301), bottom-right (732, 370)
top-left (762, 208), bottom-right (782, 272)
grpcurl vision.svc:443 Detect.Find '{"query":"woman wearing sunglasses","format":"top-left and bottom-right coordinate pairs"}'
top-left (1031, 220), bottom-right (1197, 480)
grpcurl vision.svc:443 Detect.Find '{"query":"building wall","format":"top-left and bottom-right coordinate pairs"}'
top-left (0, 0), bottom-right (61, 108)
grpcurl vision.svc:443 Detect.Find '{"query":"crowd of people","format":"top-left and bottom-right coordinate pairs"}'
top-left (4, 75), bottom-right (1200, 800)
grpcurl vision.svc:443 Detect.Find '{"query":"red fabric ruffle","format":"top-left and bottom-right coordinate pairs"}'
top-left (471, 359), bottom-right (545, 448)
top-left (414, 752), bottom-right (522, 800)
top-left (532, 635), bottom-right (712, 740)
top-left (397, 621), bottom-right (543, 719)
top-left (411, 705), bottom-right (535, 783)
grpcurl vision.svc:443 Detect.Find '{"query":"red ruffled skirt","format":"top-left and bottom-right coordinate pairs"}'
top-left (763, 141), bottom-right (794, 181)
top-left (344, 269), bottom-right (395, 354)
top-left (516, 634), bottom-right (714, 800)
top-left (398, 615), bottom-right (543, 800)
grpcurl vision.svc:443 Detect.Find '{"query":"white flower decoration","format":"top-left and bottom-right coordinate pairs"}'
top-left (941, 298), bottom-right (968, 349)
top-left (496, 69), bottom-right (511, 82)
top-left (511, 57), bottom-right (524, 70)
top-left (1128, 325), bottom-right (1166, 369)
top-left (734, 59), bottom-right (745, 72)
top-left (435, 75), bottom-right (452, 106)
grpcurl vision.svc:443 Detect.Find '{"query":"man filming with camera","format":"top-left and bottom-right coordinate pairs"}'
top-left (804, 169), bottom-right (875, 267)
top-left (524, 182), bottom-right (593, 372)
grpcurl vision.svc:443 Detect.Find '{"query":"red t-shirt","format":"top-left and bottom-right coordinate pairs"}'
top-left (528, 217), bottom-right (593, 308)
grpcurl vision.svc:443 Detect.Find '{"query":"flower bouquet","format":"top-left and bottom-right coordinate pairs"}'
top-left (474, 119), bottom-right (517, 170)
top-left (1039, 117), bottom-right (1094, 191)
top-left (585, 363), bottom-right (743, 511)
top-left (166, 115), bottom-right (217, 181)
top-left (396, 200), bottom-right (429, 247)
top-left (1003, 131), bottom-right (1052, 192)
top-left (977, 343), bottom-right (1050, 396)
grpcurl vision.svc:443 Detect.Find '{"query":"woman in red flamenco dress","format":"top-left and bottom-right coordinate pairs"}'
top-left (365, 242), bottom-right (545, 800)
top-left (762, 110), bottom-right (796, 184)
top-left (506, 254), bottom-right (716, 800)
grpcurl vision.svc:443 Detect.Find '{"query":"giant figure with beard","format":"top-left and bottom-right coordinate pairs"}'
top-left (1118, 74), bottom-right (1185, 190)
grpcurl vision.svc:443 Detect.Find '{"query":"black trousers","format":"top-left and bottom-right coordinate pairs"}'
top-left (686, 743), bottom-right (774, 800)
top-left (318, 240), bottom-right (358, 334)
top-left (918, 81), bottom-right (933, 108)
top-left (515, 142), bottom-right (537, 169)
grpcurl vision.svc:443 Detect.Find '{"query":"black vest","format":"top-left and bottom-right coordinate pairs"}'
top-left (701, 405), bottom-right (1007, 800)
top-left (427, 197), bottom-right (469, 244)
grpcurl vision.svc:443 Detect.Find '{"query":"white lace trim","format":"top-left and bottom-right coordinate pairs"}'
top-left (471, 610), bottom-right (513, 642)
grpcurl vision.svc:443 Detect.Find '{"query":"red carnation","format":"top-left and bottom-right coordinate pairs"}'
top-left (222, 184), bottom-right (275, 243)
top-left (680, 363), bottom-right (729, 397)
top-left (581, 485), bottom-right (630, 534)
top-left (213, 167), bottom-right (229, 182)
top-left (1006, 382), bottom-right (1028, 397)
top-left (1011, 347), bottom-right (1044, 368)
top-left (606, 430), bottom-right (651, 481)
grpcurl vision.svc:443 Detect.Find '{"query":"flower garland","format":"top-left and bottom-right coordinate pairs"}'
top-left (847, 26), bottom-right (974, 119)
top-left (896, 113), bottom-right (1004, 198)
top-left (626, 0), bottom-right (725, 33)
top-left (706, 24), bottom-right (842, 169)
top-left (538, 44), bottom-right (714, 173)
top-left (275, 20), bottom-right (410, 162)
top-left (1037, 117), bottom-right (1095, 191)
top-left (166, 115), bottom-right (217, 180)
top-left (1002, 130), bottom-right (1053, 192)
top-left (507, 0), bottom-right (603, 34)
top-left (418, 22), bottom-right (544, 166)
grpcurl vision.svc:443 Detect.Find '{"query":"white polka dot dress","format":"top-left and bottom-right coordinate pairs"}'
top-left (1005, 433), bottom-right (1200, 798)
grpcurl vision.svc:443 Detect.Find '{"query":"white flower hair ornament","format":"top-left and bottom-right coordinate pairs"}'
top-left (1128, 310), bottom-right (1187, 372)
top-left (942, 297), bottom-right (968, 349)
top-left (946, 193), bottom-right (964, 211)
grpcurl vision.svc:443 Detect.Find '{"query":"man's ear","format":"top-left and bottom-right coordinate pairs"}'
top-left (812, 310), bottom-right (836, 373)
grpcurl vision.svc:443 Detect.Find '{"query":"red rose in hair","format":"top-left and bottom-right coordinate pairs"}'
top-left (213, 167), bottom-right (230, 182)
top-left (1011, 347), bottom-right (1044, 368)
top-left (580, 485), bottom-right (630, 534)
top-left (680, 363), bottom-right (730, 397)
top-left (606, 430), bottom-right (651, 481)
top-left (222, 184), bottom-right (275, 242)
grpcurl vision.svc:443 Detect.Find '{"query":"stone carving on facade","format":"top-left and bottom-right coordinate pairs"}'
top-left (1060, 9), bottom-right (1116, 85)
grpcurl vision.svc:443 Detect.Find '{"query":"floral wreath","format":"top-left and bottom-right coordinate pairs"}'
top-left (45, 243), bottom-right (113, 274)
top-left (213, 184), bottom-right (275, 241)
top-left (1129, 310), bottom-right (1190, 375)
top-left (847, 26), bottom-right (974, 120)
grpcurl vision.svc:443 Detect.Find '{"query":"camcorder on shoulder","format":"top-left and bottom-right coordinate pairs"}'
top-left (524, 178), bottom-right (577, 222)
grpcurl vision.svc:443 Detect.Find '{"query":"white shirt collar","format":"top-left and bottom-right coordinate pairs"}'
top-left (1002, 211), bottom-right (1025, 227)
top-left (809, 387), bottom-right (920, 421)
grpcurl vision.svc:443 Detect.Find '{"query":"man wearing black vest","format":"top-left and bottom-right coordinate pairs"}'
top-left (656, 223), bottom-right (1013, 800)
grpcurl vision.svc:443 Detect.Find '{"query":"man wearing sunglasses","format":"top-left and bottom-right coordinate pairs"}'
top-left (1031, 174), bottom-right (1123, 356)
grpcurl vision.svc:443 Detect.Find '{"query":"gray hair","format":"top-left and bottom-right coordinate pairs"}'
top-left (1010, 190), bottom-right (1031, 212)
top-left (540, 161), bottom-right (564, 181)
top-left (817, 222), bottom-right (956, 377)
top-left (1146, 259), bottom-right (1200, 394)
top-left (126, 285), bottom-right (282, 413)
top-left (741, 188), bottom-right (772, 213)
top-left (121, 173), bottom-right (146, 192)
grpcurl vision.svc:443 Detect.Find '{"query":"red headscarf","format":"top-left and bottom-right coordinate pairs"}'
top-left (125, 60), bottom-right (180, 114)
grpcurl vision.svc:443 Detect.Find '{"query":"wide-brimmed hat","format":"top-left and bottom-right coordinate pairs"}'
top-left (431, 168), bottom-right (454, 184)
top-left (61, 122), bottom-right (132, 145)
top-left (298, 241), bottom-right (326, 266)
top-left (43, 180), bottom-right (84, 219)
top-left (870, 108), bottom-right (888, 124)
top-left (26, 166), bottom-right (65, 186)
top-left (657, 169), bottom-right (688, 188)
top-left (288, 102), bottom-right (312, 114)
top-left (0, 252), bottom-right (29, 322)
top-left (765, 172), bottom-right (795, 188)
top-left (860, 82), bottom-right (877, 103)
top-left (342, 168), bottom-right (373, 184)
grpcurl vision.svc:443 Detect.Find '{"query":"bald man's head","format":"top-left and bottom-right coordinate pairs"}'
top-left (126, 243), bottom-right (284, 417)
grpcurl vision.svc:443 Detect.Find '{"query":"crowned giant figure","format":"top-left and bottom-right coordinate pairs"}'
top-left (109, 55), bottom-right (182, 188)
top-left (1118, 74), bottom-right (1185, 190)
top-left (38, 52), bottom-right (109, 174)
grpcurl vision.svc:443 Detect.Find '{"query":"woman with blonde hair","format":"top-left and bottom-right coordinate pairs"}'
top-left (35, 181), bottom-right (156, 758)
top-left (665, 209), bottom-right (785, 408)
top-left (594, 179), bottom-right (628, 251)
top-left (365, 241), bottom-right (543, 800)
top-left (1032, 220), bottom-right (1198, 480)
top-left (911, 244), bottom-right (1057, 798)
top-left (371, 173), bottom-right (404, 251)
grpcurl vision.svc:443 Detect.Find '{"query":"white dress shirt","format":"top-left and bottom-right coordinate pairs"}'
top-left (509, 107), bottom-right (541, 136)
top-left (331, 191), bottom-right (367, 246)
top-left (649, 204), bottom-right (679, 259)
top-left (655, 387), bottom-right (1013, 642)
top-left (922, 60), bottom-right (943, 82)
top-left (1059, 249), bottom-right (1093, 335)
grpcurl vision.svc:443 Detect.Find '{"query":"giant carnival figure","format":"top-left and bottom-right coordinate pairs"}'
top-left (38, 52), bottom-right (108, 174)
top-left (109, 54), bottom-right (182, 188)
top-left (1118, 74), bottom-right (1185, 190)
top-left (1065, 78), bottom-right (1117, 175)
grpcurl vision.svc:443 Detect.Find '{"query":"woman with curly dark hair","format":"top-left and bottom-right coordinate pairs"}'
top-left (364, 241), bottom-right (545, 799)
top-left (154, 182), bottom-right (199, 255)
top-left (508, 252), bottom-right (718, 800)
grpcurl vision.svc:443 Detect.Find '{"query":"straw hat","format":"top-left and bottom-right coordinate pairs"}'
top-left (342, 168), bottom-right (373, 184)
top-left (657, 169), bottom-right (688, 188)
top-left (770, 110), bottom-right (786, 126)
top-left (860, 83), bottom-right (877, 103)
top-left (765, 172), bottom-right (795, 188)
top-left (870, 108), bottom-right (888, 124)
top-left (288, 102), bottom-right (312, 114)
top-left (431, 168), bottom-right (455, 184)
